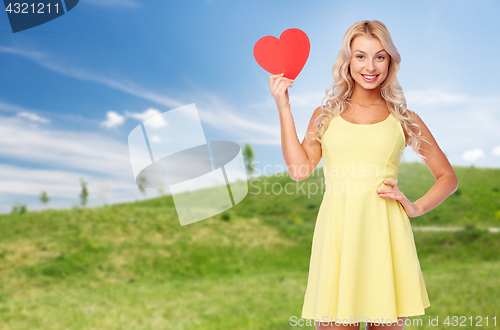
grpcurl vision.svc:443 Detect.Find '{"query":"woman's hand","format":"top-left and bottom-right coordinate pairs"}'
top-left (269, 73), bottom-right (294, 112)
top-left (377, 180), bottom-right (422, 217)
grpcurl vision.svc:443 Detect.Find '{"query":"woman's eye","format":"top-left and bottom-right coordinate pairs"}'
top-left (377, 56), bottom-right (385, 60)
top-left (356, 55), bottom-right (364, 59)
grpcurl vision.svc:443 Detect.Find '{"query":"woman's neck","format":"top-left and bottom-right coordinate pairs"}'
top-left (349, 84), bottom-right (385, 107)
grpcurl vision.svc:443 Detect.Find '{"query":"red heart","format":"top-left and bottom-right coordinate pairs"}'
top-left (253, 28), bottom-right (310, 80)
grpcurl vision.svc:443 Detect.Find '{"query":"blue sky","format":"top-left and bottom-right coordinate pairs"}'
top-left (0, 0), bottom-right (499, 213)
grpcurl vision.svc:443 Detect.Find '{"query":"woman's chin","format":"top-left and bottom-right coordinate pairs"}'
top-left (354, 81), bottom-right (381, 90)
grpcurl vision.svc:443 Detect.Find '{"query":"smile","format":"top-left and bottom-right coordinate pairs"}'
top-left (361, 74), bottom-right (379, 82)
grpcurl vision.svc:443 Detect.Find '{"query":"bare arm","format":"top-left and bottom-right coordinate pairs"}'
top-left (279, 106), bottom-right (323, 181)
top-left (409, 110), bottom-right (459, 216)
top-left (269, 74), bottom-right (322, 181)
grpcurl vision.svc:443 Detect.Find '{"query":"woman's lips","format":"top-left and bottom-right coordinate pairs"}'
top-left (361, 74), bottom-right (379, 82)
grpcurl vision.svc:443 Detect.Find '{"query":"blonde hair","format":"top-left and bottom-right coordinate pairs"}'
top-left (307, 20), bottom-right (429, 162)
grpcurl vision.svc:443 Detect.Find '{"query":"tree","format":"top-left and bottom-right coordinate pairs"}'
top-left (137, 173), bottom-right (147, 199)
top-left (12, 202), bottom-right (27, 214)
top-left (40, 190), bottom-right (50, 205)
top-left (158, 179), bottom-right (165, 197)
top-left (80, 178), bottom-right (89, 207)
top-left (98, 179), bottom-right (110, 206)
top-left (242, 143), bottom-right (256, 177)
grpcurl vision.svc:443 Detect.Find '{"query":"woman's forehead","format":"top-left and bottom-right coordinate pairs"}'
top-left (351, 35), bottom-right (386, 52)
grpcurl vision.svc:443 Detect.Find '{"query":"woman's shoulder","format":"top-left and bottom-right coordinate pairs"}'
top-left (309, 106), bottom-right (324, 123)
top-left (313, 106), bottom-right (323, 116)
top-left (407, 109), bottom-right (418, 120)
top-left (402, 109), bottom-right (420, 147)
top-left (406, 109), bottom-right (424, 131)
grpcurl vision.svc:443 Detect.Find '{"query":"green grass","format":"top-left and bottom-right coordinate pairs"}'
top-left (398, 162), bottom-right (500, 226)
top-left (0, 163), bottom-right (499, 329)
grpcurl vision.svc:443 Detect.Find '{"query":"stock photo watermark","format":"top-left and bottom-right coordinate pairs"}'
top-left (3, 0), bottom-right (79, 33)
top-left (126, 103), bottom-right (393, 225)
top-left (289, 315), bottom-right (498, 327)
top-left (249, 161), bottom-right (389, 198)
top-left (290, 315), bottom-right (422, 327)
top-left (127, 103), bottom-right (249, 226)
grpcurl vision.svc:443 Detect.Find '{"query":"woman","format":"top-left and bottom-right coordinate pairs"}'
top-left (269, 20), bottom-right (458, 330)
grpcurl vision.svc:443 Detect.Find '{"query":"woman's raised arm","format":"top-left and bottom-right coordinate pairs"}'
top-left (269, 73), bottom-right (322, 181)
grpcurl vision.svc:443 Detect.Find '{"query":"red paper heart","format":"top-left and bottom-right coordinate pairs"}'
top-left (253, 28), bottom-right (310, 80)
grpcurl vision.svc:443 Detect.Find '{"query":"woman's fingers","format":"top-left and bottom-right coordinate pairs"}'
top-left (269, 74), bottom-right (294, 88)
top-left (269, 73), bottom-right (294, 111)
top-left (271, 78), bottom-right (293, 93)
top-left (378, 191), bottom-right (397, 199)
top-left (377, 183), bottom-right (402, 200)
top-left (276, 79), bottom-right (292, 93)
top-left (270, 76), bottom-right (294, 95)
top-left (269, 73), bottom-right (284, 86)
top-left (269, 73), bottom-right (283, 91)
top-left (384, 180), bottom-right (398, 187)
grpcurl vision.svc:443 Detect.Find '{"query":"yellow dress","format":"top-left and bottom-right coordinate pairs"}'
top-left (301, 112), bottom-right (430, 325)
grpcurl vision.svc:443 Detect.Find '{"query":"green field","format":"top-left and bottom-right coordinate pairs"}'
top-left (0, 162), bottom-right (499, 329)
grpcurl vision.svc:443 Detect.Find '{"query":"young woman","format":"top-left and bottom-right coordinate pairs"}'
top-left (269, 20), bottom-right (458, 330)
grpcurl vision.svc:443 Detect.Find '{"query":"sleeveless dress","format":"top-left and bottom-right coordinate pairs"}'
top-left (301, 112), bottom-right (430, 325)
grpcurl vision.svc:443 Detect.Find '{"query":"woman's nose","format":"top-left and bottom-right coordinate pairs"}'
top-left (366, 60), bottom-right (376, 72)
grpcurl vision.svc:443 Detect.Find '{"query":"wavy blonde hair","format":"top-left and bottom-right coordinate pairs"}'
top-left (307, 20), bottom-right (429, 162)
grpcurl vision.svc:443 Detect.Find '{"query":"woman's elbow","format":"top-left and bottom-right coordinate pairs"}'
top-left (290, 167), bottom-right (311, 182)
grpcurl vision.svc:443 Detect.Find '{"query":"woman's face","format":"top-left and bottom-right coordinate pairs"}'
top-left (349, 35), bottom-right (390, 90)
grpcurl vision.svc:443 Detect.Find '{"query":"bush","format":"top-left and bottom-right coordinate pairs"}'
top-left (221, 212), bottom-right (233, 221)
top-left (456, 223), bottom-right (487, 242)
top-left (11, 202), bottom-right (27, 214)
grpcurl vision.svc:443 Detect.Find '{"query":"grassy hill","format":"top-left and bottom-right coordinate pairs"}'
top-left (0, 162), bottom-right (499, 329)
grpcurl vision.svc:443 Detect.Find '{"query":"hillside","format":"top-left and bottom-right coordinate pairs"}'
top-left (0, 162), bottom-right (499, 329)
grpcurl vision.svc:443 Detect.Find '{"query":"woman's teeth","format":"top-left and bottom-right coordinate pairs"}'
top-left (362, 74), bottom-right (378, 81)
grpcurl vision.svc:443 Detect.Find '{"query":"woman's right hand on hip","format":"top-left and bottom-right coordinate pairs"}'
top-left (269, 73), bottom-right (294, 112)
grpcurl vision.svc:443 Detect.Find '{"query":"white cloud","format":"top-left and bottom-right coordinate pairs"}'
top-left (0, 99), bottom-right (102, 127)
top-left (0, 163), bottom-right (149, 215)
top-left (149, 134), bottom-right (162, 143)
top-left (0, 113), bottom-right (155, 214)
top-left (0, 47), bottom-right (282, 144)
top-left (125, 108), bottom-right (168, 128)
top-left (393, 90), bottom-right (500, 169)
top-left (0, 100), bottom-right (37, 113)
top-left (405, 88), bottom-right (471, 106)
top-left (195, 92), bottom-right (280, 144)
top-left (0, 164), bottom-right (135, 198)
top-left (289, 91), bottom-right (325, 108)
top-left (462, 148), bottom-right (484, 162)
top-left (493, 146), bottom-right (500, 156)
top-left (0, 115), bottom-right (132, 178)
top-left (101, 111), bottom-right (125, 128)
top-left (17, 111), bottom-right (51, 123)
